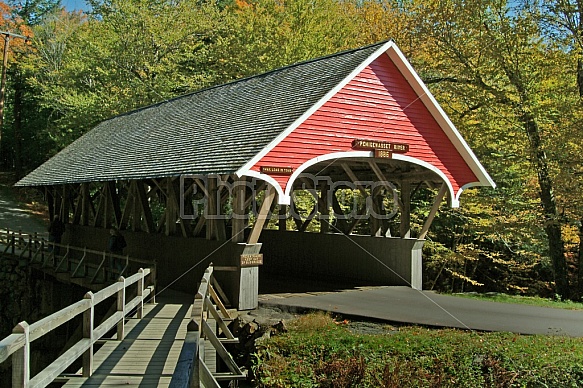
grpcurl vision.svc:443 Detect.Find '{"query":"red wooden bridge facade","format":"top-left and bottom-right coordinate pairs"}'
top-left (16, 40), bottom-right (494, 311)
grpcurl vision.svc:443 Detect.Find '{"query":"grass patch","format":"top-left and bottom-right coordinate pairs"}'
top-left (449, 292), bottom-right (583, 310)
top-left (252, 312), bottom-right (583, 387)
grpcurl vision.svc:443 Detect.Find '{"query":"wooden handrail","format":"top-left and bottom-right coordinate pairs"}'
top-left (0, 268), bottom-right (155, 387)
top-left (170, 264), bottom-right (245, 388)
top-left (171, 266), bottom-right (211, 387)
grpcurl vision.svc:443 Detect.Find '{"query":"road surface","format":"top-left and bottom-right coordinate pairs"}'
top-left (260, 285), bottom-right (583, 336)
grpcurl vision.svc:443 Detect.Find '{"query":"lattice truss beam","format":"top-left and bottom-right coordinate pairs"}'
top-left (44, 162), bottom-right (447, 242)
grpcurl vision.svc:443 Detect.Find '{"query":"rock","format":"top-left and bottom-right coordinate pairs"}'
top-left (271, 320), bottom-right (287, 334)
top-left (230, 313), bottom-right (291, 376)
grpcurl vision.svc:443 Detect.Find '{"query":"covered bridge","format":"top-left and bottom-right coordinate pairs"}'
top-left (17, 40), bottom-right (494, 309)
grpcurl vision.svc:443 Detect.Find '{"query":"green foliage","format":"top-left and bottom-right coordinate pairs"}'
top-left (253, 312), bottom-right (583, 387)
top-left (25, 0), bottom-right (221, 149)
top-left (421, 187), bottom-right (552, 295)
top-left (451, 292), bottom-right (583, 309)
top-left (207, 0), bottom-right (365, 83)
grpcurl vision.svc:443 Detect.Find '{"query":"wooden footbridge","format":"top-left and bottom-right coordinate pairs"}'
top-left (0, 229), bottom-right (246, 387)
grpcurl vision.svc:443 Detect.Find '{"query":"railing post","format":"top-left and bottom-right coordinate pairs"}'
top-left (27, 236), bottom-right (32, 260)
top-left (137, 268), bottom-right (144, 319)
top-left (149, 264), bottom-right (157, 304)
top-left (11, 233), bottom-right (15, 255)
top-left (12, 321), bottom-right (30, 388)
top-left (102, 252), bottom-right (107, 281)
top-left (189, 301), bottom-right (203, 388)
top-left (83, 292), bottom-right (94, 377)
top-left (117, 276), bottom-right (126, 341)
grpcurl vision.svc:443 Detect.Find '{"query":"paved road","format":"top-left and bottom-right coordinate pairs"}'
top-left (260, 286), bottom-right (583, 336)
top-left (0, 183), bottom-right (47, 233)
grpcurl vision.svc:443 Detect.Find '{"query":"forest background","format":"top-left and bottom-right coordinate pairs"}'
top-left (1, 0), bottom-right (582, 300)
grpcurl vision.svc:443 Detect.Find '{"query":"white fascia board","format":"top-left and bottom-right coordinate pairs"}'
top-left (244, 170), bottom-right (288, 204)
top-left (283, 151), bottom-right (374, 199)
top-left (386, 45), bottom-right (496, 189)
top-left (235, 40), bottom-right (397, 178)
top-left (282, 151), bottom-right (460, 208)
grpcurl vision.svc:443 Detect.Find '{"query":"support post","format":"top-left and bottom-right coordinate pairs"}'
top-left (400, 180), bottom-right (411, 238)
top-left (215, 178), bottom-right (227, 241)
top-left (117, 277), bottom-right (126, 340)
top-left (80, 183), bottom-right (90, 226)
top-left (135, 181), bottom-right (154, 233)
top-left (165, 178), bottom-right (177, 236)
top-left (0, 34), bottom-right (9, 161)
top-left (12, 321), bottom-right (29, 388)
top-left (137, 268), bottom-right (144, 319)
top-left (206, 177), bottom-right (217, 240)
top-left (320, 182), bottom-right (329, 234)
top-left (232, 179), bottom-right (246, 243)
top-left (278, 204), bottom-right (287, 231)
top-left (130, 182), bottom-right (141, 231)
top-left (108, 181), bottom-right (122, 227)
top-left (247, 186), bottom-right (275, 245)
top-left (47, 187), bottom-right (55, 222)
top-left (370, 186), bottom-right (383, 237)
top-left (93, 183), bottom-right (107, 228)
top-left (149, 265), bottom-right (157, 304)
top-left (83, 292), bottom-right (94, 377)
top-left (418, 183), bottom-right (448, 240)
top-left (62, 185), bottom-right (70, 223)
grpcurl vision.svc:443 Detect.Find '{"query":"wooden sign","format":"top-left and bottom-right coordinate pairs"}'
top-left (240, 253), bottom-right (263, 267)
top-left (374, 149), bottom-right (393, 159)
top-left (352, 139), bottom-right (409, 153)
top-left (260, 166), bottom-right (294, 175)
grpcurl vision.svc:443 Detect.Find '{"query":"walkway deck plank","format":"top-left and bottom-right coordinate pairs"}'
top-left (62, 291), bottom-right (194, 387)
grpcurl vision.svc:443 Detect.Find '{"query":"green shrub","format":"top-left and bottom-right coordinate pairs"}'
top-left (253, 313), bottom-right (583, 387)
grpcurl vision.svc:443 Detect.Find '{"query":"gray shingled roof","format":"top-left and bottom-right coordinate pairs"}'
top-left (17, 41), bottom-right (388, 187)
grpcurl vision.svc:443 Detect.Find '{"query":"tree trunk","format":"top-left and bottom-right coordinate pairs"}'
top-left (502, 62), bottom-right (570, 299)
top-left (13, 70), bottom-right (22, 179)
top-left (521, 109), bottom-right (569, 299)
top-left (577, 57), bottom-right (583, 98)
top-left (578, 219), bottom-right (583, 300)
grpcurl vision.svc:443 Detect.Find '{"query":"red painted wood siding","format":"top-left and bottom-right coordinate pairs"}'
top-left (251, 53), bottom-right (479, 194)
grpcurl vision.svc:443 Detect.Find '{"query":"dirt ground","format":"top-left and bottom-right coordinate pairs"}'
top-left (239, 303), bottom-right (397, 336)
